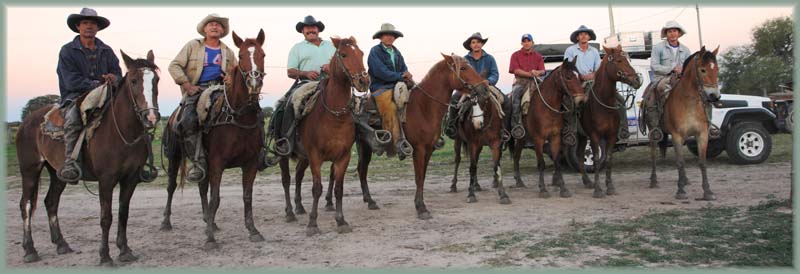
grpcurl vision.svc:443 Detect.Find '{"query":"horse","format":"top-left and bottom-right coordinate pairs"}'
top-left (575, 45), bottom-right (642, 198)
top-left (160, 30), bottom-right (266, 249)
top-left (278, 36), bottom-right (370, 236)
top-left (448, 85), bottom-right (511, 204)
top-left (647, 46), bottom-right (721, 200)
top-left (16, 50), bottom-right (159, 266)
top-left (517, 58), bottom-right (587, 198)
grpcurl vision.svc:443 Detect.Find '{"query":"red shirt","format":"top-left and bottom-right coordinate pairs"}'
top-left (508, 48), bottom-right (545, 74)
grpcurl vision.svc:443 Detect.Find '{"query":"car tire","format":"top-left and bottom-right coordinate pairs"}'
top-left (687, 139), bottom-right (724, 159)
top-left (725, 122), bottom-right (772, 164)
top-left (565, 143), bottom-right (598, 173)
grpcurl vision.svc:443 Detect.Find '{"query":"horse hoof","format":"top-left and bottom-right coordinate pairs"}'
top-left (337, 225), bottom-right (353, 234)
top-left (212, 223), bottom-right (221, 232)
top-left (417, 211), bottom-right (432, 220)
top-left (467, 196), bottom-right (478, 203)
top-left (57, 244), bottom-right (74, 254)
top-left (560, 190), bottom-right (573, 198)
top-left (592, 191), bottom-right (606, 199)
top-left (499, 197), bottom-right (512, 205)
top-left (675, 193), bottom-right (689, 200)
top-left (324, 204), bottom-right (335, 212)
top-left (702, 193), bottom-right (717, 201)
top-left (23, 252), bottom-right (41, 263)
top-left (204, 241), bottom-right (221, 251)
top-left (606, 189), bottom-right (617, 196)
top-left (539, 192), bottom-right (551, 199)
top-left (295, 206), bottom-right (307, 215)
top-left (98, 259), bottom-right (116, 267)
top-left (306, 226), bottom-right (321, 237)
top-left (160, 222), bottom-right (173, 232)
top-left (449, 186), bottom-right (458, 193)
top-left (649, 183), bottom-right (659, 189)
top-left (474, 185), bottom-right (483, 192)
top-left (249, 233), bottom-right (265, 242)
top-left (285, 214), bottom-right (297, 223)
top-left (367, 202), bottom-right (380, 210)
top-left (117, 252), bottom-right (139, 263)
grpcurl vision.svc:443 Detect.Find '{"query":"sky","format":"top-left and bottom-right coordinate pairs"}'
top-left (3, 5), bottom-right (793, 122)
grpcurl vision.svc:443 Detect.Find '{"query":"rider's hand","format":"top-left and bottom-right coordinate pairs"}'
top-left (101, 73), bottom-right (117, 84)
top-left (181, 82), bottom-right (201, 96)
top-left (305, 71), bottom-right (320, 80)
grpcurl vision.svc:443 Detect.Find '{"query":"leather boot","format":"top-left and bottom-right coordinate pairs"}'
top-left (58, 103), bottom-right (82, 184)
top-left (185, 133), bottom-right (207, 183)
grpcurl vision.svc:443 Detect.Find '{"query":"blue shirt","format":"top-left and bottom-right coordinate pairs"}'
top-left (287, 39), bottom-right (336, 72)
top-left (367, 43), bottom-right (408, 92)
top-left (57, 36), bottom-right (122, 104)
top-left (564, 44), bottom-right (601, 76)
top-left (198, 46), bottom-right (222, 83)
top-left (464, 50), bottom-right (499, 86)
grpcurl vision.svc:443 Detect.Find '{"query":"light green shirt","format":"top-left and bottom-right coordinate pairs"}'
top-left (382, 44), bottom-right (396, 68)
top-left (287, 39), bottom-right (336, 72)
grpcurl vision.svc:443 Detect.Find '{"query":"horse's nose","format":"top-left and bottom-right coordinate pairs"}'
top-left (574, 94), bottom-right (588, 105)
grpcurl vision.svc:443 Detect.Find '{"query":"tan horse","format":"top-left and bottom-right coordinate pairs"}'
top-left (650, 46), bottom-right (721, 200)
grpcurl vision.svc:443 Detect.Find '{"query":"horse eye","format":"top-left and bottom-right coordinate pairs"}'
top-left (460, 66), bottom-right (466, 71)
top-left (700, 69), bottom-right (707, 73)
top-left (340, 53), bottom-right (347, 58)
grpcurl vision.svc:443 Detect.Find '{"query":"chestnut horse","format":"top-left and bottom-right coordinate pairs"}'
top-left (576, 45), bottom-right (642, 198)
top-left (161, 30), bottom-right (266, 249)
top-left (279, 36), bottom-right (370, 236)
top-left (449, 85), bottom-right (511, 204)
top-left (520, 58), bottom-right (587, 198)
top-left (16, 50), bottom-right (159, 266)
top-left (648, 46), bottom-right (721, 200)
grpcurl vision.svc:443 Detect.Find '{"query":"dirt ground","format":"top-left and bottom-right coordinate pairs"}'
top-left (5, 160), bottom-right (792, 268)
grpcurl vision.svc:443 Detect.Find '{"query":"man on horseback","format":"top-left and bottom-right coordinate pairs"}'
top-left (267, 15), bottom-right (335, 155)
top-left (168, 14), bottom-right (238, 183)
top-left (445, 32), bottom-right (499, 138)
top-left (508, 33), bottom-right (545, 139)
top-left (57, 8), bottom-right (122, 183)
top-left (564, 25), bottom-right (629, 140)
top-left (367, 23), bottom-right (414, 159)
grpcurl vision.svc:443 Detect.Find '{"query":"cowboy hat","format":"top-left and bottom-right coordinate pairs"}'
top-left (196, 13), bottom-right (230, 38)
top-left (660, 20), bottom-right (687, 39)
top-left (67, 8), bottom-right (110, 33)
top-left (372, 23), bottom-right (404, 39)
top-left (462, 32), bottom-right (489, 51)
top-left (295, 15), bottom-right (325, 33)
top-left (569, 25), bottom-right (596, 43)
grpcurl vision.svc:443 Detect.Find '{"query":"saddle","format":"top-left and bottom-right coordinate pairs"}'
top-left (638, 76), bottom-right (674, 135)
top-left (40, 84), bottom-right (110, 141)
top-left (196, 84), bottom-right (226, 126)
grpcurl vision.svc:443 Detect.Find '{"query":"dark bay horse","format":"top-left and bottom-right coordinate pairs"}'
top-left (449, 86), bottom-right (511, 204)
top-left (279, 36), bottom-right (370, 236)
top-left (161, 30), bottom-right (266, 249)
top-left (16, 50), bottom-right (159, 266)
top-left (576, 45), bottom-right (641, 198)
top-left (520, 59), bottom-right (586, 198)
top-left (648, 46), bottom-right (721, 200)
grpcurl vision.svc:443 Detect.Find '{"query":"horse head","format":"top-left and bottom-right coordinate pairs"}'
top-left (559, 57), bottom-right (587, 105)
top-left (331, 36), bottom-right (370, 93)
top-left (602, 44), bottom-right (642, 89)
top-left (232, 29), bottom-right (266, 101)
top-left (440, 53), bottom-right (485, 96)
top-left (687, 46), bottom-right (721, 102)
top-left (120, 49), bottom-right (159, 129)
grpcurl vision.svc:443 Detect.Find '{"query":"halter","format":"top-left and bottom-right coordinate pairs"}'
top-left (319, 44), bottom-right (365, 118)
top-left (334, 43), bottom-right (369, 90)
top-left (413, 57), bottom-right (480, 107)
top-left (692, 52), bottom-right (718, 102)
top-left (237, 47), bottom-right (265, 101)
top-left (589, 52), bottom-right (629, 110)
top-left (531, 66), bottom-right (577, 114)
top-left (110, 68), bottom-right (159, 146)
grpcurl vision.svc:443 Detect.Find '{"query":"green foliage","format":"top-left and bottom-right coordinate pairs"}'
top-left (20, 94), bottom-right (60, 121)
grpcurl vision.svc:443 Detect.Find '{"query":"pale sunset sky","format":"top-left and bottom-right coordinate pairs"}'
top-left (3, 5), bottom-right (794, 121)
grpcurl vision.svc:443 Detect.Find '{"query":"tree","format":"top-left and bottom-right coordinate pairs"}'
top-left (21, 94), bottom-right (60, 121)
top-left (262, 106), bottom-right (274, 118)
top-left (719, 16), bottom-right (793, 95)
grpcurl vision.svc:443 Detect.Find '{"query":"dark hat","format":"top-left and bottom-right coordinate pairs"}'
top-left (462, 32), bottom-right (489, 51)
top-left (67, 8), bottom-right (110, 33)
top-left (570, 25), bottom-right (596, 43)
top-left (295, 15), bottom-right (325, 33)
top-left (372, 23), bottom-right (404, 39)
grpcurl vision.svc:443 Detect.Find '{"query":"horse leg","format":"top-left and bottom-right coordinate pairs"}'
top-left (19, 160), bottom-right (43, 263)
top-left (43, 165), bottom-right (72, 255)
top-left (413, 145), bottom-right (433, 220)
top-left (511, 141), bottom-right (526, 188)
top-left (649, 140), bottom-right (659, 188)
top-left (466, 143), bottom-right (480, 203)
top-left (293, 159), bottom-right (309, 215)
top-left (280, 157), bottom-right (296, 222)
top-left (672, 135), bottom-right (689, 200)
top-left (305, 155), bottom-right (323, 236)
top-left (591, 138), bottom-right (606, 198)
top-left (242, 164), bottom-right (265, 242)
top-left (357, 143), bottom-right (379, 210)
top-left (605, 144), bottom-right (617, 196)
top-left (161, 146), bottom-right (182, 231)
top-left (203, 165), bottom-right (223, 250)
top-left (116, 177), bottom-right (139, 263)
top-left (97, 179), bottom-right (115, 266)
top-left (198, 176), bottom-right (218, 231)
top-left (492, 142), bottom-right (511, 204)
top-left (576, 136), bottom-right (594, 188)
top-left (334, 155), bottom-right (353, 233)
top-left (534, 139), bottom-right (550, 198)
top-left (697, 131), bottom-right (716, 201)
top-left (550, 137), bottom-right (571, 198)
top-left (450, 137), bottom-right (461, 193)
top-left (324, 165), bottom-right (335, 212)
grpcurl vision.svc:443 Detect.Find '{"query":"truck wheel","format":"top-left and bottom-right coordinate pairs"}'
top-left (725, 122), bottom-right (772, 164)
top-left (566, 143), bottom-right (598, 173)
top-left (687, 139), bottom-right (724, 159)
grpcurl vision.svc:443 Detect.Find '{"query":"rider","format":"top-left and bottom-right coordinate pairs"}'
top-left (367, 22), bottom-right (413, 159)
top-left (564, 25), bottom-right (629, 140)
top-left (168, 14), bottom-right (238, 183)
top-left (445, 32), bottom-right (499, 137)
top-left (508, 33), bottom-right (545, 139)
top-left (57, 8), bottom-right (122, 183)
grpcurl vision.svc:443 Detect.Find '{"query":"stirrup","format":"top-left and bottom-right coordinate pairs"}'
top-left (649, 128), bottom-right (663, 142)
top-left (511, 125), bottom-right (526, 139)
top-left (618, 128), bottom-right (630, 140)
top-left (398, 139), bottom-right (413, 157)
top-left (374, 130), bottom-right (392, 144)
top-left (57, 161), bottom-right (82, 184)
top-left (187, 164), bottom-right (206, 183)
top-left (501, 129), bottom-right (511, 143)
top-left (274, 137), bottom-right (292, 156)
top-left (433, 136), bottom-right (445, 150)
top-left (562, 132), bottom-right (577, 146)
top-left (138, 163), bottom-right (158, 183)
top-left (444, 125), bottom-right (457, 139)
top-left (709, 125), bottom-right (721, 140)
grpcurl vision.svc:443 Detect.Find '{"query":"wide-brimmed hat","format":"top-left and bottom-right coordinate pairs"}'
top-left (660, 20), bottom-right (687, 39)
top-left (196, 14), bottom-right (230, 38)
top-left (67, 8), bottom-right (110, 33)
top-left (462, 32), bottom-right (488, 51)
top-left (372, 23), bottom-right (404, 39)
top-left (570, 25), bottom-right (596, 43)
top-left (295, 15), bottom-right (325, 33)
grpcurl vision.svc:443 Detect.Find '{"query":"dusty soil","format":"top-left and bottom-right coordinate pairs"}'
top-left (5, 160), bottom-right (792, 268)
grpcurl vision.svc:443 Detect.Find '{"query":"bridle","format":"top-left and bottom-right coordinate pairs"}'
top-left (320, 43), bottom-right (366, 118)
top-left (530, 66), bottom-right (578, 114)
top-left (111, 68), bottom-right (159, 146)
top-left (414, 57), bottom-right (483, 107)
top-left (691, 52), bottom-right (719, 102)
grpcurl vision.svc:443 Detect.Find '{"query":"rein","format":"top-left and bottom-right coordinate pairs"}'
top-left (531, 68), bottom-right (574, 114)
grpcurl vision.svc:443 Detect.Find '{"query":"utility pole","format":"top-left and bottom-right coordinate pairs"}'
top-left (696, 4), bottom-right (704, 46)
top-left (608, 3), bottom-right (616, 36)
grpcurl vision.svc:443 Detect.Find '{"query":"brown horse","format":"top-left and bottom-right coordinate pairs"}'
top-left (160, 30), bottom-right (266, 249)
top-left (576, 45), bottom-right (642, 198)
top-left (519, 58), bottom-right (587, 198)
top-left (648, 46), bottom-right (721, 200)
top-left (16, 50), bottom-right (159, 266)
top-left (449, 85), bottom-right (511, 204)
top-left (279, 36), bottom-right (370, 236)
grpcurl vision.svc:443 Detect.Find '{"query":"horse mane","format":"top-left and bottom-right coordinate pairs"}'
top-left (420, 56), bottom-right (463, 83)
top-left (681, 50), bottom-right (716, 73)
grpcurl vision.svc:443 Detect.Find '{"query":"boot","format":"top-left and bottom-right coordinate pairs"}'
top-left (510, 85), bottom-right (526, 139)
top-left (185, 133), bottom-right (207, 183)
top-left (444, 95), bottom-right (461, 139)
top-left (646, 105), bottom-right (663, 141)
top-left (616, 94), bottom-right (630, 140)
top-left (58, 103), bottom-right (82, 184)
top-left (707, 104), bottom-right (721, 139)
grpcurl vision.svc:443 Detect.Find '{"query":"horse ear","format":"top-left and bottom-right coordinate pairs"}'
top-left (232, 31), bottom-right (243, 48)
top-left (441, 53), bottom-right (452, 62)
top-left (146, 50), bottom-right (154, 63)
top-left (257, 29), bottom-right (265, 46)
top-left (712, 45), bottom-right (719, 56)
top-left (616, 44), bottom-right (622, 51)
top-left (349, 36), bottom-right (357, 45)
top-left (602, 45), bottom-right (612, 56)
top-left (120, 49), bottom-right (134, 68)
top-left (331, 36), bottom-right (342, 49)
top-left (570, 56), bottom-right (578, 67)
